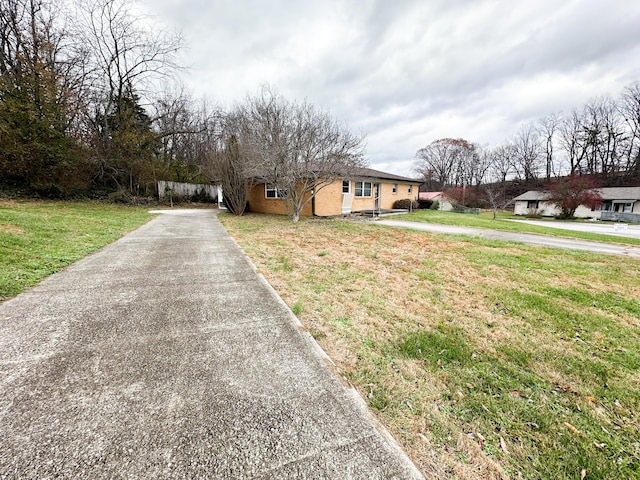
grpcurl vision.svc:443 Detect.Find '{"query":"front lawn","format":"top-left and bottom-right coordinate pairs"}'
top-left (221, 213), bottom-right (640, 480)
top-left (0, 200), bottom-right (153, 301)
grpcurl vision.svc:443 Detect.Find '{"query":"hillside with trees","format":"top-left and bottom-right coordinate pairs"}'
top-left (414, 83), bottom-right (640, 209)
top-left (0, 0), bottom-right (365, 208)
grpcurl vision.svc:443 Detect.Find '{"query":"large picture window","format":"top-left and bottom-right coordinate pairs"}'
top-left (265, 183), bottom-right (287, 198)
top-left (355, 181), bottom-right (372, 197)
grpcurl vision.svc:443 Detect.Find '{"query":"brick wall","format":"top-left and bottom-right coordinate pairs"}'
top-left (314, 181), bottom-right (344, 216)
top-left (247, 183), bottom-right (313, 216)
top-left (247, 179), bottom-right (420, 217)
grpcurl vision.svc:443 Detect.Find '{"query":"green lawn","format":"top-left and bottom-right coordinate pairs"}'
top-left (221, 213), bottom-right (640, 480)
top-left (0, 200), bottom-right (153, 301)
top-left (404, 210), bottom-right (640, 246)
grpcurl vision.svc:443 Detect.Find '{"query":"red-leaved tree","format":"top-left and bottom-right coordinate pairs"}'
top-left (546, 175), bottom-right (602, 219)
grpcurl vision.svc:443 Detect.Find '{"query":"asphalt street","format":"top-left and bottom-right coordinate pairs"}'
top-left (508, 218), bottom-right (640, 239)
top-left (375, 219), bottom-right (640, 258)
top-left (0, 209), bottom-right (423, 479)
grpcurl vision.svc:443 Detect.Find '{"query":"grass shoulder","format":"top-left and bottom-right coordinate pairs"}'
top-left (0, 200), bottom-right (154, 301)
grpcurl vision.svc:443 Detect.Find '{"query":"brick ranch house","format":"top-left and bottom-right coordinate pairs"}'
top-left (513, 186), bottom-right (640, 222)
top-left (245, 167), bottom-right (420, 217)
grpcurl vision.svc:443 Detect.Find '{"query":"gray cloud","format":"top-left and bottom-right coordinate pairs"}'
top-left (142, 0), bottom-right (640, 176)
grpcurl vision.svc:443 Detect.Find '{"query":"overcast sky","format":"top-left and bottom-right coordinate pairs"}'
top-left (141, 0), bottom-right (640, 177)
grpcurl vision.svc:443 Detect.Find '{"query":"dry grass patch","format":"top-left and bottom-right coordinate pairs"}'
top-left (221, 213), bottom-right (640, 480)
top-left (0, 224), bottom-right (24, 235)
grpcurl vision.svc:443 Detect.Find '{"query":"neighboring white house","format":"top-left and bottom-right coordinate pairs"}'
top-left (418, 191), bottom-right (454, 211)
top-left (513, 187), bottom-right (640, 221)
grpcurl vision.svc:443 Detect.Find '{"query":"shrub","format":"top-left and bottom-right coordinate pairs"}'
top-left (467, 198), bottom-right (489, 209)
top-left (417, 199), bottom-right (433, 209)
top-left (108, 190), bottom-right (133, 204)
top-left (525, 208), bottom-right (542, 218)
top-left (430, 200), bottom-right (440, 210)
top-left (192, 186), bottom-right (215, 203)
top-left (32, 183), bottom-right (64, 199)
top-left (392, 199), bottom-right (419, 210)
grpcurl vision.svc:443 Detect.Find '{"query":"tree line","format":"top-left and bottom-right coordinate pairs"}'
top-left (414, 82), bottom-right (640, 201)
top-left (0, 0), bottom-right (185, 197)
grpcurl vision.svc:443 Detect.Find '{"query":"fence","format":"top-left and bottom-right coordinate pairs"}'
top-left (451, 206), bottom-right (481, 215)
top-left (157, 181), bottom-right (217, 202)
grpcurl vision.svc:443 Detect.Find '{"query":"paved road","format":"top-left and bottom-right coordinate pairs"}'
top-left (376, 219), bottom-right (640, 258)
top-left (508, 218), bottom-right (640, 239)
top-left (0, 209), bottom-right (423, 479)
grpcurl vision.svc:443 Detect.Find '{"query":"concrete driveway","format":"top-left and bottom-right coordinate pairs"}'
top-left (0, 209), bottom-right (422, 479)
top-left (375, 219), bottom-right (640, 258)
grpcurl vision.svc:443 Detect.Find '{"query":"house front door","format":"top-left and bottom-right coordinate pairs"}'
top-left (374, 183), bottom-right (381, 213)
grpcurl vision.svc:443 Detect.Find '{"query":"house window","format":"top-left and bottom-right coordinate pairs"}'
top-left (265, 183), bottom-right (287, 198)
top-left (527, 200), bottom-right (539, 209)
top-left (342, 180), bottom-right (351, 194)
top-left (408, 185), bottom-right (413, 194)
top-left (392, 183), bottom-right (397, 194)
top-left (600, 201), bottom-right (612, 211)
top-left (624, 202), bottom-right (633, 213)
top-left (355, 181), bottom-right (372, 197)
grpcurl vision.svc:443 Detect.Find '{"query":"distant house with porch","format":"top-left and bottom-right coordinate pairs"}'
top-left (247, 167), bottom-right (420, 217)
top-left (513, 187), bottom-right (640, 222)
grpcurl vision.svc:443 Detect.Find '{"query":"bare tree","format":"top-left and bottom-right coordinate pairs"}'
top-left (619, 82), bottom-right (640, 178)
top-left (538, 113), bottom-right (560, 180)
top-left (469, 144), bottom-right (493, 187)
top-left (580, 97), bottom-right (625, 177)
top-left (77, 0), bottom-right (183, 192)
top-left (242, 87), bottom-right (366, 221)
top-left (414, 138), bottom-right (473, 190)
top-left (151, 89), bottom-right (222, 183)
top-left (208, 107), bottom-right (261, 216)
top-left (559, 109), bottom-right (587, 175)
top-left (484, 185), bottom-right (511, 220)
top-left (511, 123), bottom-right (541, 181)
top-left (77, 0), bottom-right (182, 103)
top-left (486, 143), bottom-right (516, 185)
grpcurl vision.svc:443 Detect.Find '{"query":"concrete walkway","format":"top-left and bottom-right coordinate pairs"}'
top-left (0, 209), bottom-right (423, 479)
top-left (376, 219), bottom-right (640, 258)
